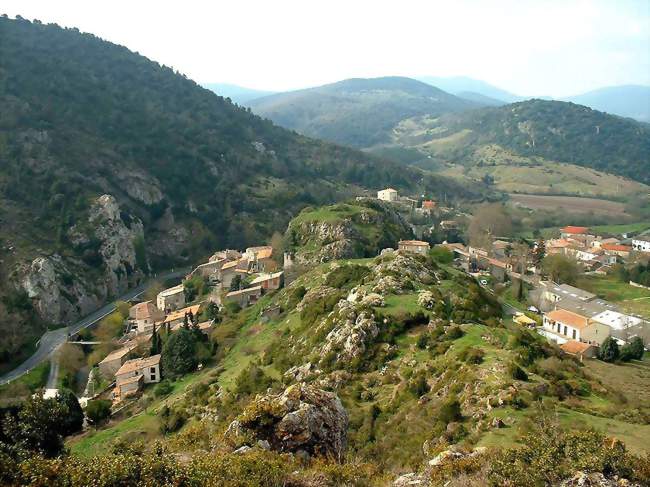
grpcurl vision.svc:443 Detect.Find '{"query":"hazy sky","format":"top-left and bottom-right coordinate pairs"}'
top-left (3, 0), bottom-right (649, 97)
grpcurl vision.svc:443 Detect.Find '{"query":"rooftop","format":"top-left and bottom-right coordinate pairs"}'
top-left (130, 301), bottom-right (162, 320)
top-left (545, 309), bottom-right (590, 330)
top-left (399, 240), bottom-right (430, 246)
top-left (115, 354), bottom-right (161, 377)
top-left (601, 244), bottom-right (631, 252)
top-left (226, 285), bottom-right (263, 297)
top-left (116, 375), bottom-right (143, 387)
top-left (561, 226), bottom-right (589, 235)
top-left (163, 304), bottom-right (202, 323)
top-left (560, 341), bottom-right (595, 355)
top-left (541, 281), bottom-right (597, 301)
top-left (250, 271), bottom-right (284, 285)
top-left (99, 345), bottom-right (136, 364)
top-left (555, 297), bottom-right (617, 318)
top-left (158, 284), bottom-right (184, 297)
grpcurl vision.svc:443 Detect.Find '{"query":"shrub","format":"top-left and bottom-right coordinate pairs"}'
top-left (509, 362), bottom-right (528, 381)
top-left (154, 380), bottom-right (174, 398)
top-left (460, 347), bottom-right (485, 364)
top-left (444, 325), bottom-right (464, 340)
top-left (325, 264), bottom-right (370, 288)
top-left (599, 337), bottom-right (620, 363)
top-left (408, 374), bottom-right (430, 397)
top-left (621, 337), bottom-right (644, 361)
top-left (438, 396), bottom-right (462, 424)
top-left (85, 399), bottom-right (112, 427)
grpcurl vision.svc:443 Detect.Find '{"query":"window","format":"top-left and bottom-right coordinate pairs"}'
top-left (572, 329), bottom-right (576, 339)
top-left (151, 374), bottom-right (156, 381)
top-left (564, 326), bottom-right (568, 335)
top-left (150, 367), bottom-right (156, 374)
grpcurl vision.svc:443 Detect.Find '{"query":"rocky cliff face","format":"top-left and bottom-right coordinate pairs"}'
top-left (285, 200), bottom-right (412, 265)
top-left (226, 383), bottom-right (349, 460)
top-left (16, 194), bottom-right (145, 325)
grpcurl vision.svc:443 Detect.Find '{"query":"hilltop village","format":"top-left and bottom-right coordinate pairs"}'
top-left (77, 187), bottom-right (649, 412)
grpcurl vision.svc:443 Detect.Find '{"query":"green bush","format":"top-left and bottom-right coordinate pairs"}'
top-left (85, 399), bottom-right (112, 427)
top-left (599, 337), bottom-right (620, 363)
top-left (325, 264), bottom-right (370, 288)
top-left (509, 362), bottom-right (528, 381)
top-left (154, 380), bottom-right (173, 398)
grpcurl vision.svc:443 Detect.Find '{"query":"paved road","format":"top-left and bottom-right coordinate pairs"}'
top-left (0, 268), bottom-right (189, 385)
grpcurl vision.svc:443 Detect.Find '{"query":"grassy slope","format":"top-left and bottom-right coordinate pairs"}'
top-left (69, 258), bottom-right (650, 466)
top-left (576, 275), bottom-right (650, 319)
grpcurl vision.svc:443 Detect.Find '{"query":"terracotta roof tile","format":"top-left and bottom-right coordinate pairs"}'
top-left (546, 309), bottom-right (590, 330)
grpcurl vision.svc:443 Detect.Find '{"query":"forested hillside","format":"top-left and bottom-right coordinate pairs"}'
top-left (248, 77), bottom-right (479, 147)
top-left (395, 99), bottom-right (650, 185)
top-left (0, 17), bottom-right (489, 369)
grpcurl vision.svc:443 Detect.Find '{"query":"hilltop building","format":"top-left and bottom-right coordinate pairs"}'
top-left (377, 188), bottom-right (398, 202)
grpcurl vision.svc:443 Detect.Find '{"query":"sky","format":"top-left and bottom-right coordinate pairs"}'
top-left (2, 0), bottom-right (649, 97)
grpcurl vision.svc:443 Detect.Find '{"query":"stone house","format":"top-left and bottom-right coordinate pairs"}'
top-left (398, 240), bottom-right (430, 255)
top-left (601, 244), bottom-right (632, 259)
top-left (377, 188), bottom-right (398, 202)
top-left (156, 284), bottom-right (186, 313)
top-left (98, 345), bottom-right (136, 379)
top-left (162, 304), bottom-right (202, 328)
top-left (225, 285), bottom-right (263, 308)
top-left (542, 309), bottom-right (611, 345)
top-left (114, 354), bottom-right (161, 401)
top-left (560, 341), bottom-right (598, 360)
top-left (129, 301), bottom-right (164, 334)
top-left (245, 246), bottom-right (275, 272)
top-left (250, 271), bottom-right (284, 290)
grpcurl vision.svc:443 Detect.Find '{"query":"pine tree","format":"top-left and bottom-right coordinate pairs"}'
top-left (150, 323), bottom-right (161, 355)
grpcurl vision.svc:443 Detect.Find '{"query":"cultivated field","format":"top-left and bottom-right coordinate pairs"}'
top-left (509, 194), bottom-right (628, 217)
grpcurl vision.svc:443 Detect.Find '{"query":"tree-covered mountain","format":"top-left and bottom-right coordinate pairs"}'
top-left (202, 83), bottom-right (276, 105)
top-left (248, 76), bottom-right (480, 147)
top-left (563, 85), bottom-right (650, 123)
top-left (394, 99), bottom-right (650, 185)
top-left (0, 17), bottom-right (490, 369)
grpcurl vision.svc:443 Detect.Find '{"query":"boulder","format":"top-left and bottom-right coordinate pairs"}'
top-left (560, 471), bottom-right (641, 486)
top-left (226, 383), bottom-right (348, 460)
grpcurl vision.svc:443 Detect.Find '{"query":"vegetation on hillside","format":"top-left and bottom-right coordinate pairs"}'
top-left (402, 99), bottom-right (650, 185)
top-left (0, 17), bottom-right (490, 369)
top-left (249, 76), bottom-right (479, 147)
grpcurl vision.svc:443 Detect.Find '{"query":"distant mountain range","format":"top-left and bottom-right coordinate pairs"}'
top-left (416, 76), bottom-right (650, 122)
top-left (202, 83), bottom-right (276, 104)
top-left (562, 85), bottom-right (650, 123)
top-left (248, 76), bottom-right (479, 147)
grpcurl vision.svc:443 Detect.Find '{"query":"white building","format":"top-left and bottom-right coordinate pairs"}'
top-left (157, 284), bottom-right (186, 312)
top-left (632, 238), bottom-right (650, 253)
top-left (542, 309), bottom-right (611, 345)
top-left (129, 301), bottom-right (164, 334)
top-left (377, 188), bottom-right (398, 202)
top-left (591, 310), bottom-right (643, 331)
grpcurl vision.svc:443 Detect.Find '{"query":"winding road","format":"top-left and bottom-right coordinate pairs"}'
top-left (0, 268), bottom-right (189, 385)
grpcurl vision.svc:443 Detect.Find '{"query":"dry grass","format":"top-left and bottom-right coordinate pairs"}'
top-left (509, 194), bottom-right (628, 217)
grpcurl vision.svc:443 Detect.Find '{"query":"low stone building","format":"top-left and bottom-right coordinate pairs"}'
top-left (162, 304), bottom-right (201, 328)
top-left (114, 354), bottom-right (161, 401)
top-left (98, 345), bottom-right (136, 379)
top-left (156, 284), bottom-right (186, 313)
top-left (398, 240), bottom-right (430, 255)
top-left (377, 188), bottom-right (398, 202)
top-left (129, 301), bottom-right (164, 334)
top-left (250, 271), bottom-right (284, 290)
top-left (225, 285), bottom-right (263, 308)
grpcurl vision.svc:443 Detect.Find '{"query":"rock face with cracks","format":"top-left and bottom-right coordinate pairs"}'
top-left (226, 383), bottom-right (349, 460)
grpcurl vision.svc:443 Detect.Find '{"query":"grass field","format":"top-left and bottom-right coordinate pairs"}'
top-left (576, 275), bottom-right (650, 319)
top-left (516, 221), bottom-right (650, 240)
top-left (509, 194), bottom-right (628, 217)
top-left (0, 361), bottom-right (50, 403)
top-left (584, 356), bottom-right (650, 408)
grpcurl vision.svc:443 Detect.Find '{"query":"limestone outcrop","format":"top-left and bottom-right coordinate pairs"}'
top-left (16, 194), bottom-right (145, 324)
top-left (226, 383), bottom-right (348, 460)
